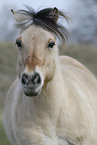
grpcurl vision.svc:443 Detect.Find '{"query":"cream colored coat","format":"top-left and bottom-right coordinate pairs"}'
top-left (4, 25), bottom-right (97, 145)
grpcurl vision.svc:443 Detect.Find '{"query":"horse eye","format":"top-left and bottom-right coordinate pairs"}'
top-left (16, 40), bottom-right (22, 48)
top-left (48, 41), bottom-right (55, 50)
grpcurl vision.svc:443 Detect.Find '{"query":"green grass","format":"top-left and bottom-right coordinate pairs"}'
top-left (0, 42), bottom-right (97, 145)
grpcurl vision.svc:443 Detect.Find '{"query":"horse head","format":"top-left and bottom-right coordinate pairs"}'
top-left (12, 7), bottom-right (69, 97)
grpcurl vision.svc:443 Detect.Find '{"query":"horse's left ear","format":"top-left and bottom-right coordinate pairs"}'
top-left (11, 9), bottom-right (27, 22)
top-left (50, 7), bottom-right (59, 23)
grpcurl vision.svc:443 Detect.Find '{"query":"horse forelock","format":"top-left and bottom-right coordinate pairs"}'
top-left (15, 6), bottom-right (70, 46)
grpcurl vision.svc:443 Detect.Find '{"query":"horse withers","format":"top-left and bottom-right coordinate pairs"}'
top-left (4, 7), bottom-right (97, 145)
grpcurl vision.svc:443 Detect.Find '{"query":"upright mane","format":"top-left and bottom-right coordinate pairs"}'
top-left (13, 6), bottom-right (70, 45)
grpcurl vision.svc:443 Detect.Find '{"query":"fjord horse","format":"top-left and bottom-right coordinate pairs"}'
top-left (4, 7), bottom-right (97, 145)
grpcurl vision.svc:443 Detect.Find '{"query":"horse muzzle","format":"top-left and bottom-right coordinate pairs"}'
top-left (21, 72), bottom-right (42, 97)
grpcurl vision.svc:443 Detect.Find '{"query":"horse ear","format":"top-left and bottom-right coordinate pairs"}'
top-left (50, 7), bottom-right (59, 23)
top-left (11, 9), bottom-right (27, 22)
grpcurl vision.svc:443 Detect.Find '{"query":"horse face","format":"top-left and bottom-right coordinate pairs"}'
top-left (16, 25), bottom-right (57, 97)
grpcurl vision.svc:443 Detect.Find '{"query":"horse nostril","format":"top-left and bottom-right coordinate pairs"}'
top-left (33, 73), bottom-right (41, 86)
top-left (21, 73), bottom-right (41, 87)
top-left (22, 73), bottom-right (28, 85)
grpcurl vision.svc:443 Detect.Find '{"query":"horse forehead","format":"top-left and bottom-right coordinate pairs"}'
top-left (21, 25), bottom-right (55, 42)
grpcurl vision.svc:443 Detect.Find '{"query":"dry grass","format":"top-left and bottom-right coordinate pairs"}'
top-left (0, 42), bottom-right (17, 113)
top-left (0, 42), bottom-right (17, 145)
top-left (0, 42), bottom-right (97, 145)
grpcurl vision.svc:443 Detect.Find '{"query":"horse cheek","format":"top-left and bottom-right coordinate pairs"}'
top-left (17, 55), bottom-right (24, 78)
top-left (45, 59), bottom-right (55, 83)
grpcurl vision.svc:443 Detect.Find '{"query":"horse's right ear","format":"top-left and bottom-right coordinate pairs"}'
top-left (11, 9), bottom-right (26, 22)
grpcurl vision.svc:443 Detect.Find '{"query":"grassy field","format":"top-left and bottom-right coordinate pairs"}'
top-left (0, 42), bottom-right (97, 145)
top-left (0, 42), bottom-right (17, 145)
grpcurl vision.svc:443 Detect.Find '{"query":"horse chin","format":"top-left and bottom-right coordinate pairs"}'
top-left (23, 88), bottom-right (41, 97)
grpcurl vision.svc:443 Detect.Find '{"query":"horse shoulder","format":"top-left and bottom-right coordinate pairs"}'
top-left (59, 55), bottom-right (97, 114)
top-left (4, 78), bottom-right (19, 145)
top-left (58, 56), bottom-right (97, 144)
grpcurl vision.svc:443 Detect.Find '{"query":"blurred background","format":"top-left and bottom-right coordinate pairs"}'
top-left (0, 0), bottom-right (97, 144)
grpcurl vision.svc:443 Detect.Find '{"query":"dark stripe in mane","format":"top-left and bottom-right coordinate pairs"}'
top-left (15, 6), bottom-right (70, 45)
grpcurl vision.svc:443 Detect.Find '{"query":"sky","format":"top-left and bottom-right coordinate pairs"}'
top-left (0, 0), bottom-right (76, 11)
